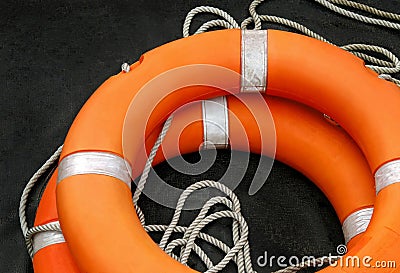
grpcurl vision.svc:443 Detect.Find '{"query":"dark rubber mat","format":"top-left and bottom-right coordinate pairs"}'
top-left (1, 1), bottom-right (399, 272)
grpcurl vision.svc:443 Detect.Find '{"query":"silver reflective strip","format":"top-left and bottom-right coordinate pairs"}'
top-left (342, 207), bottom-right (373, 245)
top-left (241, 30), bottom-right (268, 93)
top-left (375, 160), bottom-right (400, 194)
top-left (57, 151), bottom-right (132, 188)
top-left (33, 227), bottom-right (65, 255)
top-left (202, 97), bottom-right (229, 149)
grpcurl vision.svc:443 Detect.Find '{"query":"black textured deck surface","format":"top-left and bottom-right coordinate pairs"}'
top-left (1, 1), bottom-right (399, 272)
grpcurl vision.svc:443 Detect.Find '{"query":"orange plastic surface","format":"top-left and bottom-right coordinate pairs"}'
top-left (56, 29), bottom-right (400, 273)
top-left (38, 96), bottom-right (374, 272)
top-left (33, 243), bottom-right (80, 273)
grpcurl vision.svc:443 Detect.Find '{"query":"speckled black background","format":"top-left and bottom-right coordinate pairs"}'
top-left (1, 1), bottom-right (399, 272)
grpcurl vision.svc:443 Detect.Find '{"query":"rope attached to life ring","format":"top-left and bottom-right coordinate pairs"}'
top-left (183, 0), bottom-right (400, 86)
top-left (19, 1), bottom-right (400, 273)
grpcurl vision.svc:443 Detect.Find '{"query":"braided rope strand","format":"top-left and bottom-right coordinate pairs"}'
top-left (20, 1), bottom-right (400, 272)
top-left (19, 145), bottom-right (63, 258)
top-left (183, 0), bottom-right (400, 86)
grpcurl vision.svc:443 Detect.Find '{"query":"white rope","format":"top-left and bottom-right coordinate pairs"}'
top-left (183, 6), bottom-right (240, 37)
top-left (19, 145), bottom-right (63, 258)
top-left (25, 221), bottom-right (62, 256)
top-left (180, 1), bottom-right (400, 272)
top-left (315, 0), bottom-right (400, 30)
top-left (327, 0), bottom-right (400, 21)
top-left (20, 116), bottom-right (255, 272)
top-left (183, 0), bottom-right (400, 87)
top-left (179, 197), bottom-right (239, 264)
top-left (19, 1), bottom-right (400, 272)
top-left (132, 115), bottom-right (174, 226)
top-left (134, 115), bottom-right (255, 272)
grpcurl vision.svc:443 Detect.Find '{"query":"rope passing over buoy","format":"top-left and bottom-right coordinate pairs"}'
top-left (19, 1), bottom-right (400, 273)
top-left (30, 95), bottom-right (375, 273)
top-left (50, 28), bottom-right (400, 273)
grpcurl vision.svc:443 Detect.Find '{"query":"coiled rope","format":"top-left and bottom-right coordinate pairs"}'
top-left (183, 0), bottom-right (400, 86)
top-left (19, 145), bottom-right (63, 257)
top-left (183, 1), bottom-right (399, 272)
top-left (19, 115), bottom-right (256, 273)
top-left (133, 116), bottom-right (255, 273)
top-left (20, 1), bottom-right (400, 273)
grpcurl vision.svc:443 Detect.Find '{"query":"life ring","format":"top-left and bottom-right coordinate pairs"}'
top-left (56, 29), bottom-right (400, 273)
top-left (34, 95), bottom-right (374, 272)
top-left (32, 169), bottom-right (80, 273)
top-left (146, 95), bottom-right (375, 231)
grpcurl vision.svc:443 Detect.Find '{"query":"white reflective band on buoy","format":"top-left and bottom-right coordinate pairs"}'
top-left (202, 96), bottom-right (229, 149)
top-left (32, 224), bottom-right (65, 255)
top-left (342, 207), bottom-right (374, 245)
top-left (57, 152), bottom-right (132, 188)
top-left (375, 159), bottom-right (400, 194)
top-left (241, 30), bottom-right (268, 93)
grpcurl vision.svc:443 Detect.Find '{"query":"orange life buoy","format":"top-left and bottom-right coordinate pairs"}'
top-left (32, 169), bottom-right (81, 273)
top-left (34, 95), bottom-right (374, 272)
top-left (56, 29), bottom-right (400, 273)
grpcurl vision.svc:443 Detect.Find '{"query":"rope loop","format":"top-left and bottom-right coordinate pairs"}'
top-left (184, 0), bottom-right (400, 86)
top-left (20, 1), bottom-right (400, 272)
